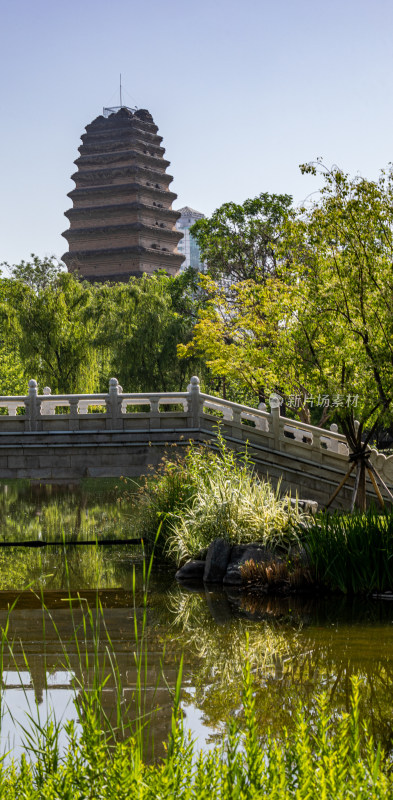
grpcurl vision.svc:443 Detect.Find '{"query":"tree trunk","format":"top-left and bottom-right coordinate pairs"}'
top-left (355, 461), bottom-right (367, 511)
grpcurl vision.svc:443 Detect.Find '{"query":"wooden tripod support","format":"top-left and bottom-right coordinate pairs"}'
top-left (325, 455), bottom-right (392, 511)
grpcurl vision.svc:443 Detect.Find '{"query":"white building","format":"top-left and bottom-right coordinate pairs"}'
top-left (175, 206), bottom-right (205, 272)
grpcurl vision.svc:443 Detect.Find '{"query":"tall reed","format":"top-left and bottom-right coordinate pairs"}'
top-left (0, 658), bottom-right (390, 798)
top-left (303, 510), bottom-right (393, 594)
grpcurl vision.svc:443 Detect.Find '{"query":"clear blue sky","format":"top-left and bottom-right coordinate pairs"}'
top-left (1, 0), bottom-right (392, 265)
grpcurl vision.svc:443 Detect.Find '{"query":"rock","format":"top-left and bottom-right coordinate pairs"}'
top-left (372, 592), bottom-right (393, 600)
top-left (289, 498), bottom-right (318, 514)
top-left (203, 538), bottom-right (232, 583)
top-left (223, 563), bottom-right (243, 585)
top-left (176, 560), bottom-right (205, 581)
top-left (240, 545), bottom-right (276, 564)
top-left (229, 544), bottom-right (249, 563)
top-left (227, 542), bottom-right (266, 563)
top-left (223, 544), bottom-right (281, 586)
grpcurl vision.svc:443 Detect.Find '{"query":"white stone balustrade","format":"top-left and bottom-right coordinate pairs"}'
top-left (0, 376), bottom-right (392, 502)
top-left (0, 377), bottom-right (350, 458)
top-left (0, 375), bottom-right (381, 467)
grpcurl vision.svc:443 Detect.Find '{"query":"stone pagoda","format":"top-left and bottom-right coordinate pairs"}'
top-left (62, 106), bottom-right (184, 281)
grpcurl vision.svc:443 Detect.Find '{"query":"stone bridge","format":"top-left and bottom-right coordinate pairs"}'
top-left (0, 376), bottom-right (392, 509)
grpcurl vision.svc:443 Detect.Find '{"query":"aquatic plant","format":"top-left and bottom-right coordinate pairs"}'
top-left (239, 556), bottom-right (313, 589)
top-left (0, 661), bottom-right (390, 798)
top-left (303, 509), bottom-right (393, 594)
top-left (127, 434), bottom-right (308, 564)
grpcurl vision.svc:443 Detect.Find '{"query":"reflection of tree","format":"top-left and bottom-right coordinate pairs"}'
top-left (0, 545), bottom-right (142, 592)
top-left (169, 587), bottom-right (393, 753)
top-left (0, 481), bottom-right (132, 544)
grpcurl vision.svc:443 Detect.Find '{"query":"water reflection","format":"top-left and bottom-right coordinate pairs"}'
top-left (171, 586), bottom-right (393, 752)
top-left (0, 480), bottom-right (133, 543)
top-left (1, 481), bottom-right (393, 757)
top-left (0, 562), bottom-right (180, 760)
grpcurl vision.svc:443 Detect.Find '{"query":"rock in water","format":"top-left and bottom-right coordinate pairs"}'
top-left (223, 543), bottom-right (277, 585)
top-left (203, 538), bottom-right (232, 583)
top-left (176, 560), bottom-right (206, 581)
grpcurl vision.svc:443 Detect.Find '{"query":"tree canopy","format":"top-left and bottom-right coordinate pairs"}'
top-left (183, 166), bottom-right (393, 425)
top-left (191, 193), bottom-right (293, 282)
top-left (181, 164), bottom-right (393, 506)
top-left (0, 271), bottom-right (99, 393)
top-left (0, 259), bottom-right (204, 396)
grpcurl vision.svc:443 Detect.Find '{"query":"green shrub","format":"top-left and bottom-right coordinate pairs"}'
top-left (128, 435), bottom-right (308, 564)
top-left (123, 455), bottom-right (197, 558)
top-left (303, 510), bottom-right (393, 594)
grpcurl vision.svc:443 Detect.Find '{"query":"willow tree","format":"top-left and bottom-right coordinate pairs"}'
top-left (94, 271), bottom-right (203, 393)
top-left (181, 165), bottom-right (393, 508)
top-left (0, 265), bottom-right (100, 393)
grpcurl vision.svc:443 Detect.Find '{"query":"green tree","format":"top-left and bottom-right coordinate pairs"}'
top-left (0, 279), bottom-right (26, 394)
top-left (191, 193), bottom-right (293, 282)
top-left (0, 265), bottom-right (100, 393)
top-left (1, 253), bottom-right (65, 291)
top-left (182, 166), bottom-right (393, 508)
top-left (95, 271), bottom-right (203, 392)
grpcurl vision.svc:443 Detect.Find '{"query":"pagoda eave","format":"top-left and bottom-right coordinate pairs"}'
top-left (63, 246), bottom-right (184, 262)
top-left (74, 152), bottom-right (171, 170)
top-left (67, 184), bottom-right (178, 202)
top-left (62, 223), bottom-right (182, 239)
top-left (64, 202), bottom-right (181, 221)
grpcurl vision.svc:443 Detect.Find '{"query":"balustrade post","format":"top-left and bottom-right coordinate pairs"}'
top-left (232, 408), bottom-right (241, 429)
top-left (312, 428), bottom-right (321, 456)
top-left (25, 380), bottom-right (38, 431)
top-left (42, 386), bottom-right (56, 415)
top-left (328, 423), bottom-right (339, 453)
top-left (107, 378), bottom-right (121, 429)
top-left (150, 398), bottom-right (159, 417)
top-left (187, 376), bottom-right (201, 429)
top-left (269, 393), bottom-right (282, 450)
top-left (69, 398), bottom-right (79, 431)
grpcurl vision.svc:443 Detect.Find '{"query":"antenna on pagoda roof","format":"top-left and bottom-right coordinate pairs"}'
top-left (103, 76), bottom-right (138, 117)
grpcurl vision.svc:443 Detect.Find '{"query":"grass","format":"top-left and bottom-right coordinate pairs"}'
top-left (0, 656), bottom-right (391, 798)
top-left (125, 434), bottom-right (309, 565)
top-left (0, 548), bottom-right (392, 796)
top-left (237, 510), bottom-right (393, 596)
top-left (303, 509), bottom-right (393, 594)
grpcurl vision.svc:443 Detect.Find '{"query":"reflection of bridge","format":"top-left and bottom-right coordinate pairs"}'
top-left (0, 590), bottom-right (180, 759)
top-left (0, 377), bottom-right (392, 509)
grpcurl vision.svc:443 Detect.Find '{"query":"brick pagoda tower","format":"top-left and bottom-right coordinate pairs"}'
top-left (62, 106), bottom-right (184, 281)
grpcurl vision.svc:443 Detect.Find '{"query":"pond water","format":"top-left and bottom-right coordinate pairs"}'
top-left (1, 480), bottom-right (393, 759)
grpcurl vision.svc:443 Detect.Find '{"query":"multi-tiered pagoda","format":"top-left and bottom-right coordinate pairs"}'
top-left (62, 107), bottom-right (184, 281)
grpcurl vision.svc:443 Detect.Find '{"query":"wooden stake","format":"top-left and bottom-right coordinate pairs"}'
top-left (350, 463), bottom-right (361, 513)
top-left (368, 463), bottom-right (393, 503)
top-left (366, 466), bottom-right (385, 509)
top-left (325, 461), bottom-right (356, 510)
